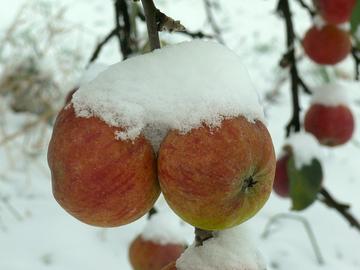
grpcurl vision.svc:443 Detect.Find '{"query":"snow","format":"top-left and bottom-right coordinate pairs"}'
top-left (72, 40), bottom-right (265, 142)
top-left (282, 132), bottom-right (323, 169)
top-left (78, 63), bottom-right (108, 86)
top-left (141, 210), bottom-right (190, 246)
top-left (311, 83), bottom-right (351, 107)
top-left (312, 15), bottom-right (326, 29)
top-left (176, 226), bottom-right (266, 270)
top-left (1, 1), bottom-right (360, 270)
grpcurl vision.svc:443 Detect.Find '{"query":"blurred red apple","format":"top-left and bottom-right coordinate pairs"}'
top-left (303, 25), bottom-right (351, 65)
top-left (47, 105), bottom-right (160, 227)
top-left (158, 116), bottom-right (275, 230)
top-left (304, 104), bottom-right (355, 146)
top-left (129, 236), bottom-right (185, 270)
top-left (273, 154), bottom-right (291, 197)
top-left (315, 0), bottom-right (356, 24)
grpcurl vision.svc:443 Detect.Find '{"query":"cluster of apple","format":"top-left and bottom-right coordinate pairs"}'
top-left (47, 40), bottom-right (277, 270)
top-left (303, 0), bottom-right (356, 65)
top-left (48, 107), bottom-right (276, 230)
top-left (274, 84), bottom-right (355, 202)
top-left (48, 109), bottom-right (276, 269)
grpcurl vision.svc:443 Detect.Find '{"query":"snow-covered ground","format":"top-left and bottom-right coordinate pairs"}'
top-left (0, 0), bottom-right (360, 269)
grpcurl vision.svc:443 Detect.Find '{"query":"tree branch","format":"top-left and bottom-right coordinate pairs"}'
top-left (277, 0), bottom-right (302, 137)
top-left (140, 0), bottom-right (160, 50)
top-left (88, 0), bottom-right (134, 64)
top-left (295, 0), bottom-right (316, 17)
top-left (203, 0), bottom-right (224, 44)
top-left (319, 188), bottom-right (360, 232)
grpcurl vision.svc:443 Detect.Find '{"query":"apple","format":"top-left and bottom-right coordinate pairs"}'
top-left (47, 105), bottom-right (160, 227)
top-left (161, 262), bottom-right (177, 270)
top-left (304, 103), bottom-right (355, 146)
top-left (273, 154), bottom-right (291, 197)
top-left (303, 24), bottom-right (351, 65)
top-left (315, 0), bottom-right (356, 24)
top-left (129, 236), bottom-right (185, 270)
top-left (158, 116), bottom-right (276, 230)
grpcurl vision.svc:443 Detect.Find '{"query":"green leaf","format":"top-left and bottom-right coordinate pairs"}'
top-left (287, 157), bottom-right (323, 211)
top-left (351, 0), bottom-right (360, 48)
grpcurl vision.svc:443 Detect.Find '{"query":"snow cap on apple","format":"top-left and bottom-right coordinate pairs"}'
top-left (72, 40), bottom-right (265, 150)
top-left (172, 226), bottom-right (266, 270)
top-left (129, 210), bottom-right (190, 270)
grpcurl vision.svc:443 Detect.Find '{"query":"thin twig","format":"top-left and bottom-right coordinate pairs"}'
top-left (319, 188), bottom-right (360, 232)
top-left (262, 213), bottom-right (324, 265)
top-left (88, 28), bottom-right (118, 64)
top-left (295, 0), bottom-right (316, 17)
top-left (203, 0), bottom-right (224, 44)
top-left (351, 47), bottom-right (360, 81)
top-left (88, 0), bottom-right (134, 64)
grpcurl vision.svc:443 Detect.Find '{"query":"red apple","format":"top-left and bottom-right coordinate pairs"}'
top-left (303, 25), bottom-right (351, 65)
top-left (315, 0), bottom-right (356, 24)
top-left (129, 236), bottom-right (185, 270)
top-left (273, 154), bottom-right (291, 197)
top-left (304, 104), bottom-right (355, 146)
top-left (158, 116), bottom-right (276, 230)
top-left (47, 105), bottom-right (160, 227)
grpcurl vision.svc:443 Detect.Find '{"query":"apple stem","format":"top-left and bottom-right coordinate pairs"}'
top-left (195, 227), bottom-right (214, 247)
top-left (140, 0), bottom-right (161, 51)
top-left (147, 207), bottom-right (157, 219)
top-left (319, 188), bottom-right (360, 232)
top-left (262, 213), bottom-right (325, 265)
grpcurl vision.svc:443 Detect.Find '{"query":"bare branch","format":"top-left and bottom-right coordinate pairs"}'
top-left (319, 188), bottom-right (360, 232)
top-left (203, 0), bottom-right (224, 44)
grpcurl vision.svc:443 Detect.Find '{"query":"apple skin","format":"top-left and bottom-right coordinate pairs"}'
top-left (316, 0), bottom-right (356, 24)
top-left (47, 105), bottom-right (160, 227)
top-left (273, 154), bottom-right (290, 198)
top-left (158, 116), bottom-right (276, 230)
top-left (303, 25), bottom-right (351, 65)
top-left (161, 262), bottom-right (177, 270)
top-left (129, 236), bottom-right (185, 270)
top-left (304, 104), bottom-right (355, 146)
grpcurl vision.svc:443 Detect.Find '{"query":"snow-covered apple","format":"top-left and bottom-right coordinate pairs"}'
top-left (158, 116), bottom-right (275, 230)
top-left (47, 105), bottom-right (160, 227)
top-left (129, 236), bottom-right (185, 270)
top-left (303, 24), bottom-right (351, 65)
top-left (273, 154), bottom-right (291, 197)
top-left (315, 0), bottom-right (356, 24)
top-left (304, 103), bottom-right (355, 146)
